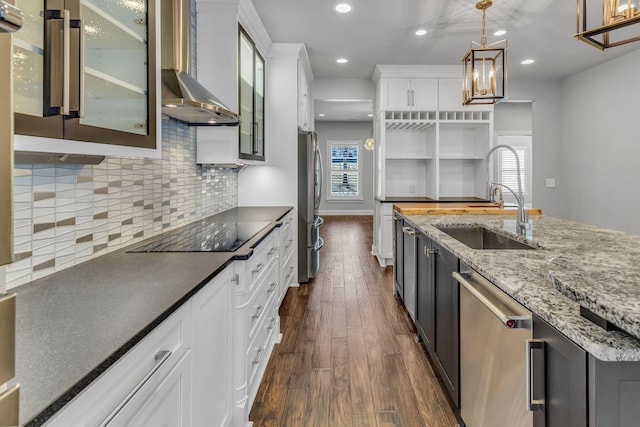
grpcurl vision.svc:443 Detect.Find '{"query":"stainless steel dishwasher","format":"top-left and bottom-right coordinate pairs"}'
top-left (454, 264), bottom-right (537, 427)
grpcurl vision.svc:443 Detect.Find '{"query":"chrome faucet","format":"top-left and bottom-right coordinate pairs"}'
top-left (485, 144), bottom-right (528, 236)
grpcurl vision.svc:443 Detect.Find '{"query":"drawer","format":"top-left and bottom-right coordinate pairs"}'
top-left (247, 313), bottom-right (277, 388)
top-left (45, 303), bottom-right (192, 427)
top-left (247, 264), bottom-right (278, 342)
top-left (280, 221), bottom-right (295, 261)
top-left (280, 211), bottom-right (295, 233)
top-left (283, 251), bottom-right (296, 288)
top-left (247, 232), bottom-right (278, 295)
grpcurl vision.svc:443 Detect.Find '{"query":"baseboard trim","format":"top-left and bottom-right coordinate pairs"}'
top-left (317, 209), bottom-right (374, 216)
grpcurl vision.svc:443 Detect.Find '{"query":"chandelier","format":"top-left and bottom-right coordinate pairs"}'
top-left (576, 0), bottom-right (640, 49)
top-left (462, 0), bottom-right (507, 105)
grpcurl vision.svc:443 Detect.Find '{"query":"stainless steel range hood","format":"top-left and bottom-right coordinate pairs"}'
top-left (161, 0), bottom-right (239, 126)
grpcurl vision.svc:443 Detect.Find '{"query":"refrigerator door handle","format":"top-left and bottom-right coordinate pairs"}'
top-left (316, 236), bottom-right (324, 251)
top-left (313, 216), bottom-right (324, 228)
top-left (314, 142), bottom-right (323, 209)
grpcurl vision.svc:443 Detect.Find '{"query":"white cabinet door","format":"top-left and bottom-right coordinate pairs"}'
top-left (191, 266), bottom-right (234, 427)
top-left (383, 79), bottom-right (412, 110)
top-left (113, 352), bottom-right (193, 427)
top-left (410, 79), bottom-right (438, 111)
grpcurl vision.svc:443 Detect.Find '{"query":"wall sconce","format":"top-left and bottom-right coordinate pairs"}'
top-left (462, 0), bottom-right (507, 105)
top-left (575, 0), bottom-right (640, 49)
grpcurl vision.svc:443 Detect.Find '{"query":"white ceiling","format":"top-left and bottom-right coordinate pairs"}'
top-left (252, 0), bottom-right (640, 120)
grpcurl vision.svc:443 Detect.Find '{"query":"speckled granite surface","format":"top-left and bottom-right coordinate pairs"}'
top-left (404, 213), bottom-right (640, 362)
top-left (12, 206), bottom-right (292, 426)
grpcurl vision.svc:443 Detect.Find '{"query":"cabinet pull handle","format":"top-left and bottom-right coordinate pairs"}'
top-left (99, 350), bottom-right (172, 426)
top-left (62, 10), bottom-right (70, 115)
top-left (454, 272), bottom-right (531, 329)
top-left (285, 239), bottom-right (294, 249)
top-left (252, 305), bottom-right (264, 319)
top-left (252, 263), bottom-right (264, 274)
top-left (411, 89), bottom-right (415, 106)
top-left (286, 266), bottom-right (295, 279)
top-left (526, 339), bottom-right (545, 412)
top-left (267, 282), bottom-right (277, 292)
top-left (267, 317), bottom-right (277, 330)
top-left (424, 246), bottom-right (437, 257)
top-left (402, 226), bottom-right (415, 236)
top-left (231, 273), bottom-right (240, 286)
top-left (252, 347), bottom-right (264, 364)
top-left (267, 247), bottom-right (277, 255)
top-left (407, 89), bottom-right (411, 107)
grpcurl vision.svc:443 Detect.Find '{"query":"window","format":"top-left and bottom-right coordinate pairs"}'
top-left (329, 142), bottom-right (361, 199)
top-left (495, 133), bottom-right (532, 204)
top-left (238, 26), bottom-right (265, 161)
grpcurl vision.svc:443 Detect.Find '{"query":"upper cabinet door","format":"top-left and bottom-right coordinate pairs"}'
top-left (381, 78), bottom-right (437, 111)
top-left (13, 0), bottom-right (158, 151)
top-left (409, 78), bottom-right (437, 111)
top-left (238, 26), bottom-right (265, 162)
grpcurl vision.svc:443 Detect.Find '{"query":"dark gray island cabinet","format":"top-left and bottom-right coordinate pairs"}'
top-left (395, 212), bottom-right (640, 427)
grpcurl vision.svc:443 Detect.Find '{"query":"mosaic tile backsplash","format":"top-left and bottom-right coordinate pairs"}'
top-left (5, 118), bottom-right (238, 290)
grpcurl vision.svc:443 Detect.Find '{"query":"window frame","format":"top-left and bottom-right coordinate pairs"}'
top-left (326, 140), bottom-right (363, 201)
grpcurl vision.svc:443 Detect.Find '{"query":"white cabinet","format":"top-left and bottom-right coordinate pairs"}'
top-left (13, 0), bottom-right (161, 158)
top-left (233, 229), bottom-right (282, 423)
top-left (372, 65), bottom-right (494, 265)
top-left (278, 210), bottom-right (296, 304)
top-left (107, 352), bottom-right (192, 427)
top-left (45, 304), bottom-right (193, 427)
top-left (380, 78), bottom-right (437, 111)
top-left (298, 62), bottom-right (312, 131)
top-left (191, 265), bottom-right (235, 427)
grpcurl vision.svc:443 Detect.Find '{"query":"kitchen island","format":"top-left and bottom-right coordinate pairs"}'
top-left (11, 206), bottom-right (293, 426)
top-left (401, 211), bottom-right (640, 361)
top-left (397, 210), bottom-right (640, 426)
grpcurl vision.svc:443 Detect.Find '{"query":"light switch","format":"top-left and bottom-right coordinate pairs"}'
top-left (409, 184), bottom-right (416, 193)
top-left (546, 178), bottom-right (556, 188)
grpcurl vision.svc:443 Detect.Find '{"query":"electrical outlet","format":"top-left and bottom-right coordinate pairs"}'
top-left (546, 178), bottom-right (556, 188)
top-left (409, 184), bottom-right (416, 193)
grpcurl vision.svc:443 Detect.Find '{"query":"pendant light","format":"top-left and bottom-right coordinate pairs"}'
top-left (575, 0), bottom-right (640, 49)
top-left (462, 0), bottom-right (507, 105)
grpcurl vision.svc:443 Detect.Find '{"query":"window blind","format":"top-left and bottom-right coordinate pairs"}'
top-left (330, 144), bottom-right (359, 197)
top-left (499, 147), bottom-right (527, 196)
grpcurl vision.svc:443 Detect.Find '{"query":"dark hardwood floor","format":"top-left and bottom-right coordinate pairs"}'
top-left (249, 215), bottom-right (459, 427)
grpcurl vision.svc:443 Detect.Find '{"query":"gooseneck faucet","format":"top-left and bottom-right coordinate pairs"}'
top-left (485, 144), bottom-right (528, 236)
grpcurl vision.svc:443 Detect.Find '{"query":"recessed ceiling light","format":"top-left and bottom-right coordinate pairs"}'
top-left (318, 113), bottom-right (326, 117)
top-left (494, 30), bottom-right (507, 36)
top-left (335, 3), bottom-right (352, 13)
top-left (415, 29), bottom-right (427, 36)
top-left (521, 59), bottom-right (535, 65)
top-left (367, 114), bottom-right (373, 117)
top-left (336, 58), bottom-right (348, 64)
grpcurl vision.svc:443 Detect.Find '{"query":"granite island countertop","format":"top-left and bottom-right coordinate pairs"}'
top-left (402, 213), bottom-right (640, 362)
top-left (11, 206), bottom-right (292, 426)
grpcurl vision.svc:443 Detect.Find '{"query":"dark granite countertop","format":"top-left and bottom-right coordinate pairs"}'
top-left (11, 206), bottom-right (292, 426)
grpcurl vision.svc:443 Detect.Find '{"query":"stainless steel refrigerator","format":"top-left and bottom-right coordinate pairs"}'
top-left (298, 130), bottom-right (324, 283)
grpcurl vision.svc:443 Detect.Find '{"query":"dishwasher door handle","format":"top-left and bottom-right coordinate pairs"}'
top-left (526, 339), bottom-right (546, 412)
top-left (453, 272), bottom-right (531, 329)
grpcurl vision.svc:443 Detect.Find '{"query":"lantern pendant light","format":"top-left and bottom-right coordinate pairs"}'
top-left (462, 0), bottom-right (507, 105)
top-left (575, 0), bottom-right (640, 49)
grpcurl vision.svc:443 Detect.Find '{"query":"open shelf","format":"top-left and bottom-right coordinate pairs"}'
top-left (439, 111), bottom-right (491, 121)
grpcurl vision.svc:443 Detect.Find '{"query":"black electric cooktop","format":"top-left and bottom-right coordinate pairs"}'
top-left (129, 218), bottom-right (272, 253)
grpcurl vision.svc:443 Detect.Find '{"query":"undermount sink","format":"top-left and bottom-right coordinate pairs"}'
top-left (437, 226), bottom-right (536, 250)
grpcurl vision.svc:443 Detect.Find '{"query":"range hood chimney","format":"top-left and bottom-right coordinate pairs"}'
top-left (161, 0), bottom-right (239, 126)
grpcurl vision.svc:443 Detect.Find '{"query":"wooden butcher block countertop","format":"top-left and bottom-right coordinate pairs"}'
top-left (393, 202), bottom-right (543, 216)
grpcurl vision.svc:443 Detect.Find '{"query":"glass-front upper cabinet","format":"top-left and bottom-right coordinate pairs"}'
top-left (13, 0), bottom-right (157, 150)
top-left (238, 26), bottom-right (264, 162)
